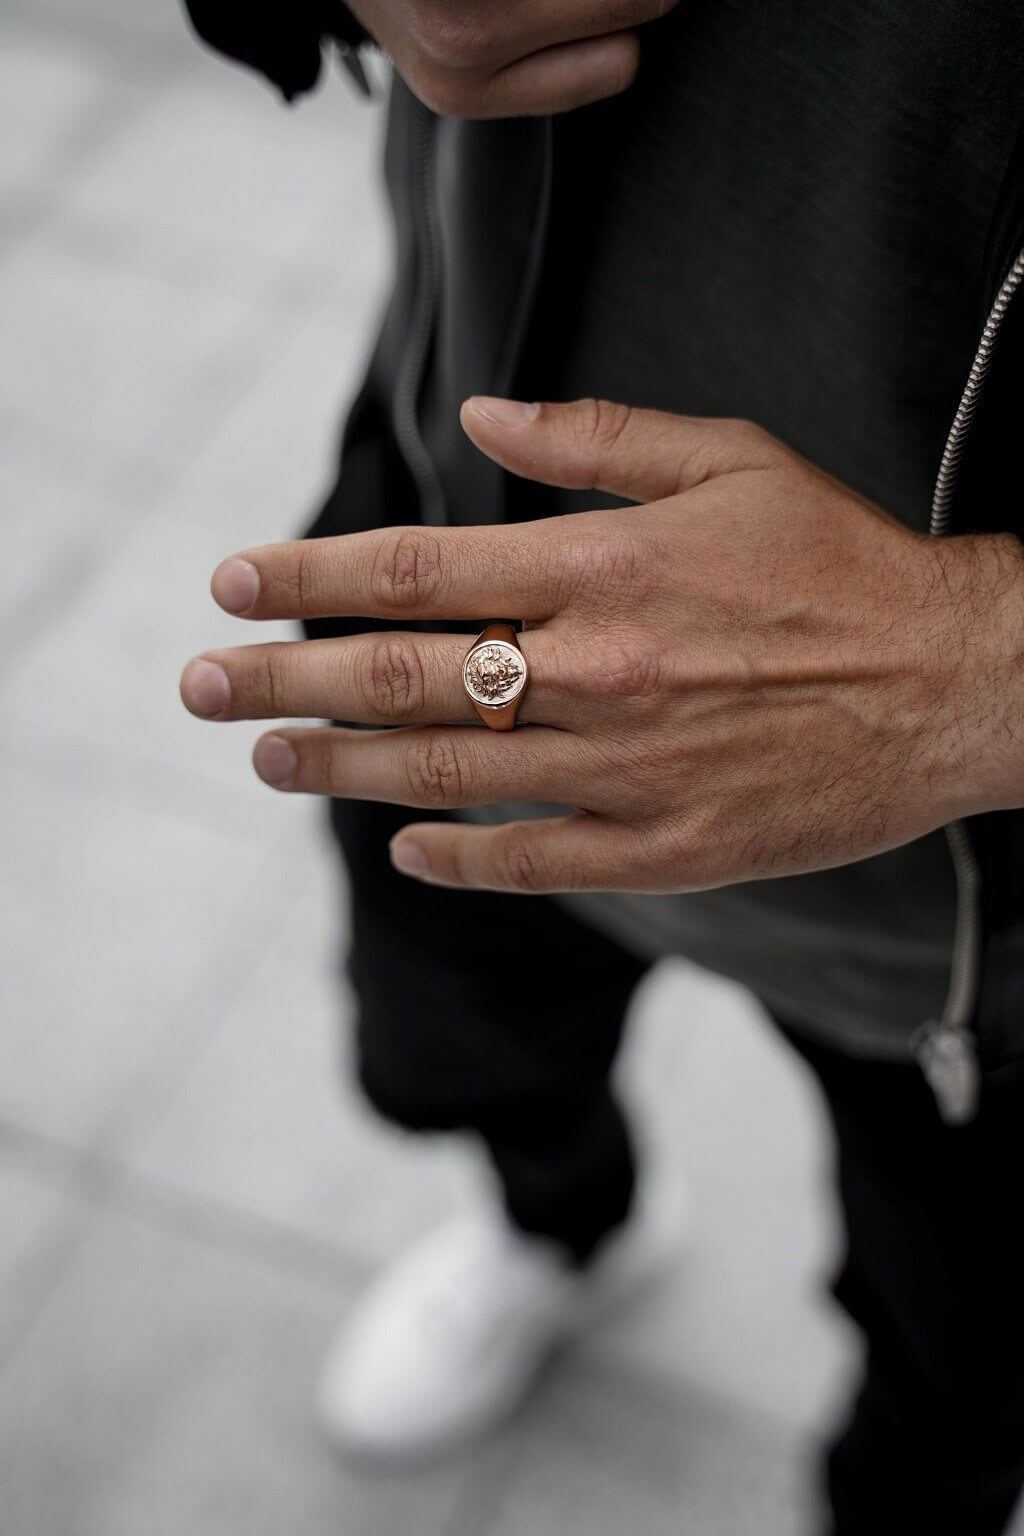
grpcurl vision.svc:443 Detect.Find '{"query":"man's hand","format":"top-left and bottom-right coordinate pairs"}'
top-left (345, 1), bottom-right (679, 118)
top-left (181, 398), bottom-right (1024, 894)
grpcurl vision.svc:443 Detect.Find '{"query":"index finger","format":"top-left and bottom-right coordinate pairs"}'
top-left (211, 523), bottom-right (562, 624)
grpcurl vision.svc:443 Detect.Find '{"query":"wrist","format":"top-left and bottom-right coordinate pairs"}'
top-left (929, 532), bottom-right (1024, 820)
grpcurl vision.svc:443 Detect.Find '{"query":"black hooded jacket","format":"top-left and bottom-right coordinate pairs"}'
top-left (184, 1), bottom-right (1024, 1100)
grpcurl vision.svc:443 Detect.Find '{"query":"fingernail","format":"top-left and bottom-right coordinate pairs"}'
top-left (212, 558), bottom-right (259, 614)
top-left (181, 658), bottom-right (230, 717)
top-left (468, 397), bottom-right (540, 428)
top-left (390, 837), bottom-right (430, 875)
top-left (254, 734), bottom-right (297, 787)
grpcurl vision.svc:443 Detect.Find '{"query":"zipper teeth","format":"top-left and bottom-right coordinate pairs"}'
top-left (930, 251), bottom-right (1024, 537)
top-left (393, 106), bottom-right (447, 527)
top-left (930, 248), bottom-right (1024, 1034)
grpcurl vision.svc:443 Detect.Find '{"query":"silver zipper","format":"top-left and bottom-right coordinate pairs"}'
top-left (912, 247), bottom-right (1024, 1125)
top-left (392, 103), bottom-right (447, 527)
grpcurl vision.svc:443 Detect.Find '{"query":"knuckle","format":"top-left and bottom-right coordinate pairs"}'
top-left (371, 529), bottom-right (444, 611)
top-left (292, 541), bottom-right (324, 611)
top-left (413, 9), bottom-right (493, 70)
top-left (322, 737), bottom-right (347, 797)
top-left (598, 532), bottom-right (648, 597)
top-left (261, 651), bottom-right (286, 714)
top-left (494, 829), bottom-right (554, 893)
top-left (559, 530), bottom-right (651, 609)
top-left (364, 637), bottom-right (426, 720)
top-left (577, 397), bottom-right (633, 454)
top-left (406, 732), bottom-right (466, 808)
top-left (596, 635), bottom-right (667, 700)
top-left (654, 810), bottom-right (717, 889)
top-left (722, 416), bottom-right (760, 438)
top-left (601, 35), bottom-right (641, 95)
top-left (722, 417), bottom-right (784, 462)
top-left (586, 734), bottom-right (658, 806)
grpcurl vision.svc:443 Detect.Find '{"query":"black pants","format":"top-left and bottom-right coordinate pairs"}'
top-left (335, 798), bottom-right (1024, 1535)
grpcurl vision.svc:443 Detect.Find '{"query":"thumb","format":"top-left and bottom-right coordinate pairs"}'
top-left (460, 396), bottom-right (782, 502)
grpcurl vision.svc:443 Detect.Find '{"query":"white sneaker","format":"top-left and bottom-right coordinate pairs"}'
top-left (316, 1186), bottom-right (684, 1462)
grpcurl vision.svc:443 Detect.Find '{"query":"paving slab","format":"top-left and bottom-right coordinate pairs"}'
top-left (0, 1202), bottom-right (488, 1536)
top-left (472, 1356), bottom-right (820, 1536)
top-left (0, 754), bottom-right (275, 1141)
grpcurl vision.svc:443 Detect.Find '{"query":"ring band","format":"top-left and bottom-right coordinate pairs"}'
top-left (463, 623), bottom-right (529, 731)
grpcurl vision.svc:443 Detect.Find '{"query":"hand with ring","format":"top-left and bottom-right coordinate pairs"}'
top-left (180, 396), bottom-right (1024, 894)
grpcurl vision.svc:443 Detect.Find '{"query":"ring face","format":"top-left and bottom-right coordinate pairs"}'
top-left (463, 640), bottom-right (528, 710)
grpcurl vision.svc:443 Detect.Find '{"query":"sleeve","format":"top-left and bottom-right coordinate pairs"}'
top-left (181, 0), bottom-right (370, 103)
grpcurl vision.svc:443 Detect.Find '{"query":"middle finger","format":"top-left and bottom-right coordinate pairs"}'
top-left (180, 629), bottom-right (569, 729)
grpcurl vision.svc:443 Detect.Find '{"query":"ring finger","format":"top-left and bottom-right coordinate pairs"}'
top-left (180, 629), bottom-right (568, 730)
top-left (252, 722), bottom-right (603, 812)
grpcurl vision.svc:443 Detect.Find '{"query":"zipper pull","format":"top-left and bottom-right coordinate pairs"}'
top-left (912, 1022), bottom-right (981, 1126)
